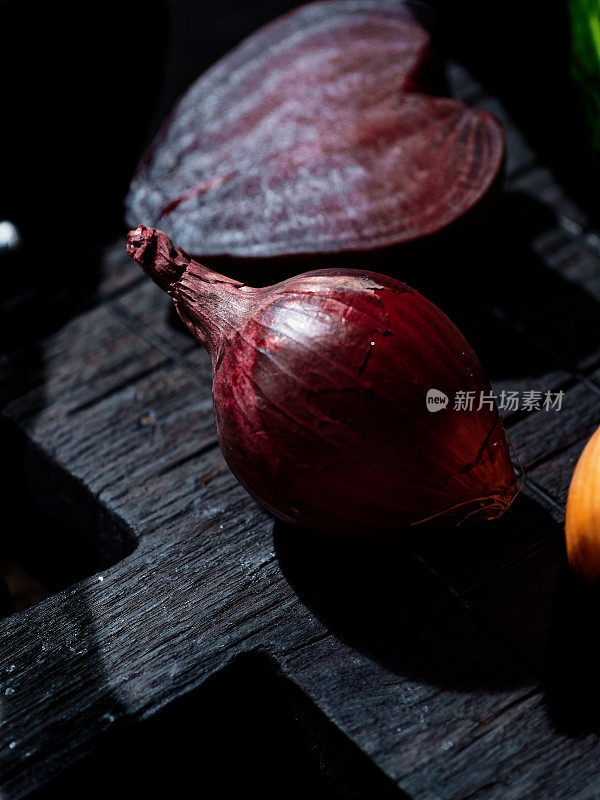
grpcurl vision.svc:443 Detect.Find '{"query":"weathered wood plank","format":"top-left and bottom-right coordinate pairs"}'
top-left (1, 305), bottom-right (167, 421)
top-left (528, 439), bottom-right (589, 507)
top-left (509, 166), bottom-right (592, 231)
top-left (95, 238), bottom-right (144, 301)
top-left (111, 280), bottom-right (202, 359)
top-left (508, 382), bottom-right (599, 467)
top-left (283, 630), bottom-right (600, 800)
top-left (0, 282), bottom-right (555, 798)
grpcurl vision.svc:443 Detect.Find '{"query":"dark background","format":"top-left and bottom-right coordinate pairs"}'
top-left (0, 0), bottom-right (593, 249)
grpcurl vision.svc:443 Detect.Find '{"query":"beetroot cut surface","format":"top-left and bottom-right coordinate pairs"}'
top-left (126, 0), bottom-right (505, 260)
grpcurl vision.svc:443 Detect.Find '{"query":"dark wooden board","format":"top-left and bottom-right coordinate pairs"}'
top-left (2, 55), bottom-right (600, 800)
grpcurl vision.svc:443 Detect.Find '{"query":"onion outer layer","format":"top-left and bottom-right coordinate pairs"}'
top-left (127, 225), bottom-right (518, 534)
top-left (566, 425), bottom-right (600, 581)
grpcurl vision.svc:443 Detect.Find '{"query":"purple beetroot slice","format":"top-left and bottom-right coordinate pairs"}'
top-left (126, 0), bottom-right (504, 259)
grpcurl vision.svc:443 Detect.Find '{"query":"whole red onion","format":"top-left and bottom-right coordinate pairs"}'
top-left (127, 226), bottom-right (517, 532)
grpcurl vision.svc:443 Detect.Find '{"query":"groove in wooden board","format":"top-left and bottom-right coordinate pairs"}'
top-left (477, 281), bottom-right (600, 378)
top-left (507, 380), bottom-right (600, 468)
top-left (107, 299), bottom-right (213, 382)
top-left (412, 519), bottom-right (566, 709)
top-left (528, 438), bottom-right (594, 508)
top-left (523, 479), bottom-right (565, 525)
top-left (411, 494), bottom-right (559, 598)
top-left (516, 296), bottom-right (600, 373)
top-left (528, 224), bottom-right (600, 321)
top-left (280, 635), bottom-right (538, 796)
top-left (539, 239), bottom-right (600, 305)
top-left (24, 651), bottom-right (405, 800)
top-left (587, 362), bottom-right (600, 392)
top-left (529, 226), bottom-right (574, 261)
top-left (445, 302), bottom-right (573, 411)
top-left (0, 514), bottom-right (326, 798)
top-left (584, 231), bottom-right (600, 258)
top-left (509, 165), bottom-right (591, 232)
top-left (284, 634), bottom-right (600, 800)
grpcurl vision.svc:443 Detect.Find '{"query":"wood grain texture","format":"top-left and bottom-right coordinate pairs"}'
top-left (2, 52), bottom-right (600, 800)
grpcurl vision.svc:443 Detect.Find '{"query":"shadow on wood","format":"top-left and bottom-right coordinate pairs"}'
top-left (26, 653), bottom-right (405, 800)
top-left (543, 566), bottom-right (600, 735)
top-left (0, 420), bottom-right (137, 618)
top-left (275, 495), bottom-right (566, 692)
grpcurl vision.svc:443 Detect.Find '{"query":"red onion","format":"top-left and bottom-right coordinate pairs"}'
top-left (126, 0), bottom-right (504, 260)
top-left (127, 226), bottom-right (517, 532)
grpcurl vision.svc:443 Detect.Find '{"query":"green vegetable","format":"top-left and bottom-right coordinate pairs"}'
top-left (570, 0), bottom-right (600, 161)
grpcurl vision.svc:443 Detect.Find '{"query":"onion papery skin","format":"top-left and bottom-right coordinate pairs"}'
top-left (566, 425), bottom-right (600, 582)
top-left (126, 0), bottom-right (504, 261)
top-left (128, 226), bottom-right (517, 533)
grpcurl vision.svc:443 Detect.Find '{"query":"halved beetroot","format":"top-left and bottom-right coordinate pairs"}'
top-left (126, 0), bottom-right (504, 259)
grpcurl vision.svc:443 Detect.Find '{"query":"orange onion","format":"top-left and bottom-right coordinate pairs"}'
top-left (566, 426), bottom-right (600, 581)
